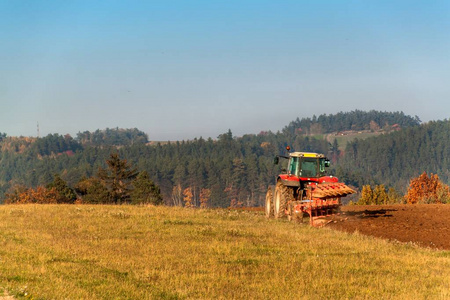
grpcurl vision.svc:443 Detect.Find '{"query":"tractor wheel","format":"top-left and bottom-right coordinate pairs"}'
top-left (273, 181), bottom-right (292, 219)
top-left (287, 203), bottom-right (303, 223)
top-left (265, 185), bottom-right (274, 218)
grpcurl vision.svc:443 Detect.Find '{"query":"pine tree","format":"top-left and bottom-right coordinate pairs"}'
top-left (46, 174), bottom-right (77, 203)
top-left (75, 177), bottom-right (110, 204)
top-left (98, 153), bottom-right (138, 204)
top-left (131, 171), bottom-right (163, 205)
top-left (331, 138), bottom-right (340, 162)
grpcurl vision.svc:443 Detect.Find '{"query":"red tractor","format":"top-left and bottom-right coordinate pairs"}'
top-left (266, 147), bottom-right (355, 226)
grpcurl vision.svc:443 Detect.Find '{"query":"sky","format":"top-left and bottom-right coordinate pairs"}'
top-left (1, 1), bottom-right (449, 141)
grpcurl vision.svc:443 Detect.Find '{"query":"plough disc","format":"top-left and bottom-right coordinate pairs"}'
top-left (311, 182), bottom-right (356, 199)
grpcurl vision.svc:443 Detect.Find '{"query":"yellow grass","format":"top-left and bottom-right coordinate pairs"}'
top-left (0, 205), bottom-right (449, 299)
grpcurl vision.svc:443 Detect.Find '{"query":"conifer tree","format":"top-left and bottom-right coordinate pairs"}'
top-left (98, 153), bottom-right (138, 204)
top-left (46, 174), bottom-right (77, 203)
top-left (131, 171), bottom-right (163, 205)
top-left (75, 177), bottom-right (110, 204)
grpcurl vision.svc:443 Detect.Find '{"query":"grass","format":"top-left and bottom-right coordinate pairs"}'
top-left (334, 132), bottom-right (381, 148)
top-left (0, 205), bottom-right (449, 299)
top-left (318, 131), bottom-right (383, 151)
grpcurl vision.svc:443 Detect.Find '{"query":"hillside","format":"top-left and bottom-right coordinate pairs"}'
top-left (282, 110), bottom-right (420, 136)
top-left (338, 120), bottom-right (450, 191)
top-left (0, 205), bottom-right (449, 299)
top-left (0, 111), bottom-right (442, 206)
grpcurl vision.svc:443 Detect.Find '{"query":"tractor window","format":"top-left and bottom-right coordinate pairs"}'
top-left (319, 158), bottom-right (326, 174)
top-left (300, 158), bottom-right (318, 177)
top-left (318, 158), bottom-right (330, 176)
top-left (289, 157), bottom-right (298, 175)
top-left (288, 157), bottom-right (299, 175)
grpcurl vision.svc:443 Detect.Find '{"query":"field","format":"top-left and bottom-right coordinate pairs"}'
top-left (0, 205), bottom-right (449, 299)
top-left (328, 204), bottom-right (450, 250)
top-left (324, 130), bottom-right (384, 150)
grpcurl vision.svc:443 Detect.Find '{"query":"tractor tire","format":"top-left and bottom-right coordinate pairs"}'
top-left (287, 202), bottom-right (303, 223)
top-left (265, 185), bottom-right (274, 218)
top-left (273, 181), bottom-right (292, 219)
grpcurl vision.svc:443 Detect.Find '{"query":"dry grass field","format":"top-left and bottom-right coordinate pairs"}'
top-left (0, 205), bottom-right (449, 299)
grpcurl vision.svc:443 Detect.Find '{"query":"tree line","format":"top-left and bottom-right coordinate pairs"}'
top-left (0, 111), bottom-right (447, 207)
top-left (354, 172), bottom-right (450, 205)
top-left (76, 127), bottom-right (148, 147)
top-left (283, 110), bottom-right (420, 136)
top-left (0, 128), bottom-right (328, 206)
top-left (5, 153), bottom-right (163, 205)
top-left (338, 120), bottom-right (450, 192)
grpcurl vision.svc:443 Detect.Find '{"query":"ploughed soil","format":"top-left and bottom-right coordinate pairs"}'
top-left (326, 204), bottom-right (450, 250)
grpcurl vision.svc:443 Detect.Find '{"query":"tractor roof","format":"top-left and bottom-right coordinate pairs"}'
top-left (289, 152), bottom-right (325, 158)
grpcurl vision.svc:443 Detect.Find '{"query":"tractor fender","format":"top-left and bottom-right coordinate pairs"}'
top-left (278, 175), bottom-right (300, 187)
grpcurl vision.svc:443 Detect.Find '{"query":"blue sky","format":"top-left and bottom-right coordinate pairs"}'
top-left (1, 1), bottom-right (449, 140)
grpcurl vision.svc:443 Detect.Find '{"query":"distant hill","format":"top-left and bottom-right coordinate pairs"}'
top-left (336, 119), bottom-right (450, 192)
top-left (76, 128), bottom-right (148, 146)
top-left (282, 110), bottom-right (420, 136)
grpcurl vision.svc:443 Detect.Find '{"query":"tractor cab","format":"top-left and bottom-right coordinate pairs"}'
top-left (274, 151), bottom-right (330, 179)
top-left (287, 152), bottom-right (330, 178)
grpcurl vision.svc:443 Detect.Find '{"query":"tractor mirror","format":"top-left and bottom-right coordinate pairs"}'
top-left (273, 156), bottom-right (279, 165)
top-left (325, 159), bottom-right (331, 167)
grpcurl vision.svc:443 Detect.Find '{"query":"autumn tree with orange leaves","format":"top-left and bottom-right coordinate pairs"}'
top-left (183, 187), bottom-right (194, 208)
top-left (405, 172), bottom-right (450, 204)
top-left (5, 186), bottom-right (59, 204)
top-left (199, 188), bottom-right (211, 208)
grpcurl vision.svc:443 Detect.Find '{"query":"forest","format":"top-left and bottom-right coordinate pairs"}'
top-left (0, 110), bottom-right (447, 207)
top-left (282, 110), bottom-right (421, 135)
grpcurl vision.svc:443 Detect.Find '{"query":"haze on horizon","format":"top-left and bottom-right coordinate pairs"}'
top-left (1, 1), bottom-right (449, 141)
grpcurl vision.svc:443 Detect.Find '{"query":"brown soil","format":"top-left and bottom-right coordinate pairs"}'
top-left (326, 204), bottom-right (450, 250)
